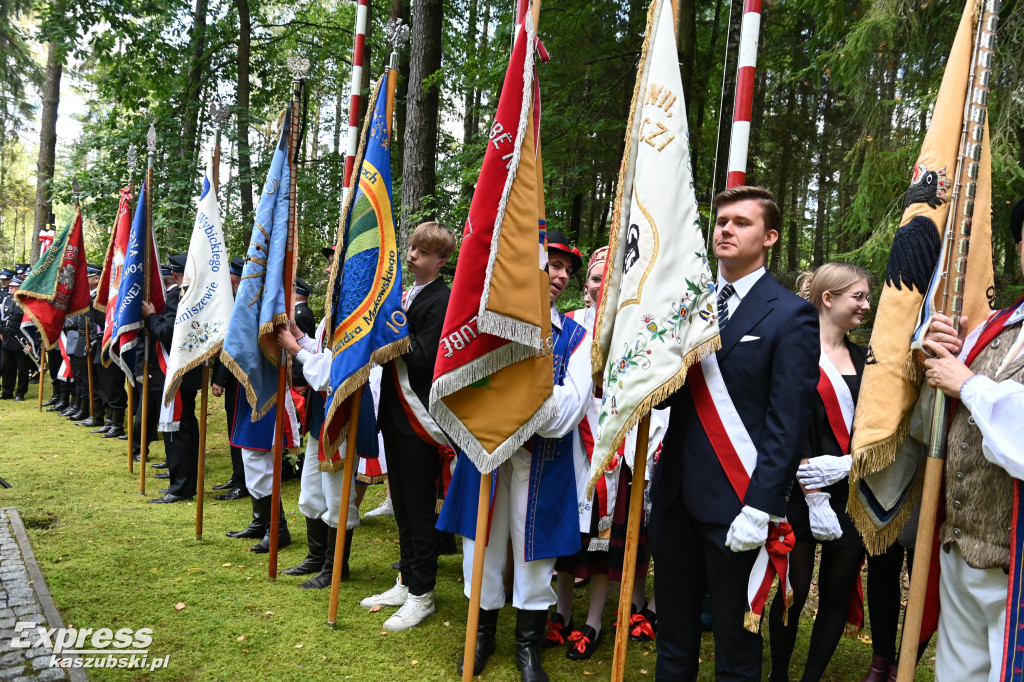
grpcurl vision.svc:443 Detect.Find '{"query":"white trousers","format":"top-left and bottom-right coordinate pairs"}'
top-left (298, 436), bottom-right (359, 530)
top-left (936, 544), bottom-right (1007, 682)
top-left (241, 448), bottom-right (274, 499)
top-left (461, 453), bottom-right (556, 611)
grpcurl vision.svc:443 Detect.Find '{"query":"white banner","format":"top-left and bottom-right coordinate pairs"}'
top-left (163, 158), bottom-right (235, 405)
top-left (589, 0), bottom-right (719, 491)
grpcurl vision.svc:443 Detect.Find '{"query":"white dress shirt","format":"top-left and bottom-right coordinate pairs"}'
top-left (716, 266), bottom-right (766, 319)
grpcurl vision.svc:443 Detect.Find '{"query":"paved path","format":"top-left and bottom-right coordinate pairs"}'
top-left (0, 509), bottom-right (79, 682)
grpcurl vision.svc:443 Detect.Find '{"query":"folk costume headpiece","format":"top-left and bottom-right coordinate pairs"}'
top-left (588, 246), bottom-right (609, 276)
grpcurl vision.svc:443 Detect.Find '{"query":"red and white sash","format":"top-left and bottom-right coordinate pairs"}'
top-left (392, 357), bottom-right (452, 450)
top-left (816, 351), bottom-right (854, 454)
top-left (57, 333), bottom-right (72, 380)
top-left (156, 344), bottom-right (183, 432)
top-left (688, 354), bottom-right (794, 631)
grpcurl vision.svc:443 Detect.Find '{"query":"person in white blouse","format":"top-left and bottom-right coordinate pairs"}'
top-left (921, 198), bottom-right (1024, 682)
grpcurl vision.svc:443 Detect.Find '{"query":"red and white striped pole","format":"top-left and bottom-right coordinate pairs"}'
top-left (344, 0), bottom-right (370, 195)
top-left (725, 0), bottom-right (761, 189)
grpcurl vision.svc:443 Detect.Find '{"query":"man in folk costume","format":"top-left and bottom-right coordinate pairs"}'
top-left (211, 256), bottom-right (248, 501)
top-left (918, 200), bottom-right (1024, 682)
top-left (438, 229), bottom-right (592, 681)
top-left (358, 221), bottom-right (455, 630)
top-left (650, 186), bottom-right (820, 681)
top-left (275, 246), bottom-right (361, 589)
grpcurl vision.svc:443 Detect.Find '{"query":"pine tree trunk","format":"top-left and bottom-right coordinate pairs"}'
top-left (769, 84), bottom-right (795, 273)
top-left (391, 0), bottom-right (411, 180)
top-left (174, 0), bottom-right (209, 243)
top-left (676, 0), bottom-right (696, 113)
top-left (400, 0), bottom-right (443, 236)
top-left (235, 0), bottom-right (254, 228)
top-left (30, 40), bottom-right (62, 265)
top-left (460, 0), bottom-right (480, 201)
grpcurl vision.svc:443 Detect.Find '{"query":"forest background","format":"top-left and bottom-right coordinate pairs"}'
top-left (2, 0), bottom-right (1024, 316)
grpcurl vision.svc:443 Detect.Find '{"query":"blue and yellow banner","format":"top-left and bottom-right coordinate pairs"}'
top-left (320, 75), bottom-right (409, 467)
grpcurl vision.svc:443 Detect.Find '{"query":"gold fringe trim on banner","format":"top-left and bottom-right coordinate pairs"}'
top-left (218, 351), bottom-right (278, 421)
top-left (163, 341), bottom-right (224, 407)
top-left (435, 498), bottom-right (445, 515)
top-left (902, 350), bottom-right (923, 385)
top-left (319, 457), bottom-right (344, 474)
top-left (744, 611), bottom-right (761, 633)
top-left (847, 465), bottom-right (925, 557)
top-left (357, 473), bottom-right (385, 485)
top-left (586, 335), bottom-right (721, 497)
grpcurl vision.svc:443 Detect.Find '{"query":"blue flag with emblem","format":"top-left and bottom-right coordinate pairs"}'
top-left (221, 109), bottom-right (294, 420)
top-left (319, 76), bottom-right (409, 467)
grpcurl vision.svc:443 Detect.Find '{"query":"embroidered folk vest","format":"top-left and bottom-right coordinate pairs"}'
top-left (941, 322), bottom-right (1024, 569)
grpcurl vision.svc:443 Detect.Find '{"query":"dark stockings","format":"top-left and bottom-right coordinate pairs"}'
top-left (769, 540), bottom-right (865, 682)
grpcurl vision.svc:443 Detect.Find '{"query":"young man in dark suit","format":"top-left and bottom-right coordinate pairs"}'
top-left (360, 221), bottom-right (455, 631)
top-left (649, 186), bottom-right (820, 681)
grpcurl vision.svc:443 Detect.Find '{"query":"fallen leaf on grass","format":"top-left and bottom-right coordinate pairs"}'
top-left (443, 621), bottom-right (450, 627)
top-left (174, 603), bottom-right (186, 611)
top-left (583, 672), bottom-right (593, 676)
top-left (368, 605), bottom-right (381, 613)
top-left (411, 660), bottom-right (418, 665)
top-left (266, 611), bottom-right (275, 616)
top-left (237, 635), bottom-right (245, 642)
top-left (151, 568), bottom-right (159, 572)
top-left (294, 644), bottom-right (303, 649)
top-left (222, 563), bottom-right (232, 567)
top-left (640, 669), bottom-right (648, 675)
top-left (380, 631), bottom-right (388, 636)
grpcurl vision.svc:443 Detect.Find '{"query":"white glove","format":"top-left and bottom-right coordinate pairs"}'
top-left (726, 505), bottom-right (770, 552)
top-left (805, 492), bottom-right (842, 541)
top-left (796, 454), bottom-right (852, 489)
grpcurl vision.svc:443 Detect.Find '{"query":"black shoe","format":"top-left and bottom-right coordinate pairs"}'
top-left (565, 624), bottom-right (602, 661)
top-left (159, 488), bottom-right (170, 494)
top-left (515, 610), bottom-right (550, 682)
top-left (47, 395), bottom-right (69, 412)
top-left (458, 609), bottom-right (499, 676)
top-left (542, 613), bottom-right (573, 648)
top-left (42, 395), bottom-right (60, 407)
top-left (154, 471), bottom-right (170, 479)
top-left (14, 395), bottom-right (25, 402)
top-left (215, 487), bottom-right (249, 501)
top-left (103, 409), bottom-right (125, 438)
top-left (149, 494), bottom-right (193, 504)
top-left (91, 422), bottom-right (112, 434)
top-left (103, 426), bottom-right (125, 438)
top-left (212, 481), bottom-right (234, 491)
top-left (227, 496), bottom-right (270, 539)
top-left (282, 518), bottom-right (328, 576)
top-left (251, 500), bottom-right (290, 553)
top-left (0, 394), bottom-right (11, 400)
top-left (152, 461), bottom-right (168, 469)
top-left (300, 527), bottom-right (337, 589)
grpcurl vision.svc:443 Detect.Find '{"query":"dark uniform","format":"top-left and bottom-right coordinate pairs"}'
top-left (0, 287), bottom-right (31, 399)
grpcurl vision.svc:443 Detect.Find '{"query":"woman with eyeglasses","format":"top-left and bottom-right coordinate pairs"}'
top-left (768, 263), bottom-right (873, 682)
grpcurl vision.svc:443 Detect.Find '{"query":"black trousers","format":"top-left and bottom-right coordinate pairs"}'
top-left (0, 348), bottom-right (31, 397)
top-left (166, 389), bottom-right (199, 497)
top-left (649, 495), bottom-right (763, 682)
top-left (223, 381), bottom-right (244, 485)
top-left (381, 422), bottom-right (441, 596)
top-left (47, 348), bottom-right (61, 391)
top-left (70, 356), bottom-right (89, 400)
top-left (132, 388), bottom-right (161, 457)
top-left (97, 362), bottom-right (128, 410)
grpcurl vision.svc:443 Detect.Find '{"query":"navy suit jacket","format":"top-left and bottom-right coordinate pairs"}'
top-left (651, 271), bottom-right (820, 525)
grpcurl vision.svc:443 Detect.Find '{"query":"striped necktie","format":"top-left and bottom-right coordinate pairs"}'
top-left (717, 283), bottom-right (736, 329)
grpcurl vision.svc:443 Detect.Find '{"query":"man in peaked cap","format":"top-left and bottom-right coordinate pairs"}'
top-left (1, 276), bottom-right (32, 400)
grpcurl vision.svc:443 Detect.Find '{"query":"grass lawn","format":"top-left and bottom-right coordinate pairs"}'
top-left (0, 379), bottom-right (935, 681)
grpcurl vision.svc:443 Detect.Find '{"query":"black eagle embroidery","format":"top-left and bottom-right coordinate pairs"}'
top-left (884, 215), bottom-right (941, 293)
top-left (905, 163), bottom-right (949, 209)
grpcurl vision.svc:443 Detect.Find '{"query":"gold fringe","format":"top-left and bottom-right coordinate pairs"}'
top-left (591, 0), bottom-right (660, 387)
top-left (370, 338), bottom-right (410, 370)
top-left (744, 611), bottom-right (761, 634)
top-left (318, 458), bottom-right (344, 474)
top-left (357, 473), bottom-right (385, 485)
top-left (844, 622), bottom-right (865, 640)
top-left (217, 350), bottom-right (278, 421)
top-left (162, 341), bottom-right (224, 407)
top-left (848, 464), bottom-right (925, 557)
top-left (782, 588), bottom-right (794, 626)
top-left (586, 335), bottom-right (721, 497)
top-left (849, 411), bottom-right (913, 482)
top-left (435, 498), bottom-right (445, 515)
top-left (902, 350), bottom-right (923, 384)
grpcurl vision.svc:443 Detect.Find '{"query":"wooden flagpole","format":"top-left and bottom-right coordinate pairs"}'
top-left (269, 59), bottom-right (307, 579)
top-left (37, 352), bottom-right (45, 411)
top-left (611, 416), bottom-right (651, 682)
top-left (896, 2), bottom-right (998, 679)
top-left (327, 390), bottom-right (362, 626)
top-left (71, 178), bottom-right (95, 421)
top-left (125, 145), bottom-right (138, 474)
top-left (139, 123), bottom-right (156, 496)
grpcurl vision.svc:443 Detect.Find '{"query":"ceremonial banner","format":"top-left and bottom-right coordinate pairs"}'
top-left (319, 76), bottom-right (409, 466)
top-left (849, 0), bottom-right (994, 553)
top-left (428, 10), bottom-right (555, 473)
top-left (108, 180), bottom-right (166, 383)
top-left (587, 0), bottom-right (718, 492)
top-left (14, 210), bottom-right (90, 349)
top-left (221, 109), bottom-right (295, 420)
top-left (96, 186), bottom-right (133, 362)
top-left (163, 159), bottom-right (234, 405)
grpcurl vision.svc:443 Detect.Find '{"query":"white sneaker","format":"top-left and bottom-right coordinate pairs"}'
top-left (364, 497), bottom-right (394, 518)
top-left (383, 591), bottom-right (435, 631)
top-left (360, 577), bottom-right (408, 609)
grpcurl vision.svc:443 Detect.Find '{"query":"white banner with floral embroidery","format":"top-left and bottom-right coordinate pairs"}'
top-left (163, 158), bottom-right (235, 405)
top-left (588, 0), bottom-right (719, 492)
